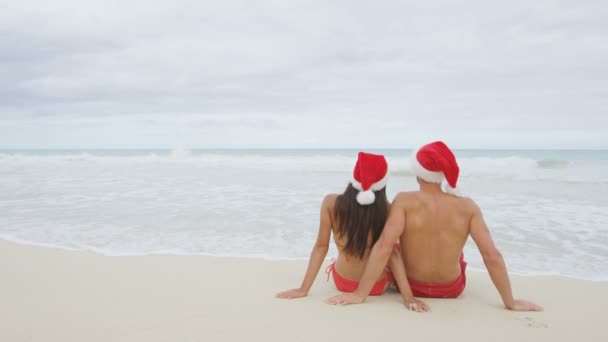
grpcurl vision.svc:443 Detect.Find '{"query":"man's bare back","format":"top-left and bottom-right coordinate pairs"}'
top-left (397, 189), bottom-right (473, 283)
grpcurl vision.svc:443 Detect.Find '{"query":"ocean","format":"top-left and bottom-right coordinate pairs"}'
top-left (1, 148), bottom-right (607, 281)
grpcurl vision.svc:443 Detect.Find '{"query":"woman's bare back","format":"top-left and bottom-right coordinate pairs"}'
top-left (327, 195), bottom-right (388, 281)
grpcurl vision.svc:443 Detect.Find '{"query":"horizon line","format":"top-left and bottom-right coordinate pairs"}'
top-left (1, 147), bottom-right (608, 151)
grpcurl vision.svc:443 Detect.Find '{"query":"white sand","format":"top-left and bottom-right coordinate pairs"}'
top-left (0, 240), bottom-right (606, 342)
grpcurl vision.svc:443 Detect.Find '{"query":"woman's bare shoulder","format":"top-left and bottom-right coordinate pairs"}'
top-left (321, 194), bottom-right (340, 212)
top-left (322, 193), bottom-right (339, 206)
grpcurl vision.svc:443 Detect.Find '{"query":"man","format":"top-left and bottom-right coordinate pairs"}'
top-left (326, 141), bottom-right (543, 312)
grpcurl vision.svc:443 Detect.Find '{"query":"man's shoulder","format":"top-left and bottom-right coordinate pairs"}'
top-left (454, 195), bottom-right (480, 213)
top-left (394, 191), bottom-right (479, 210)
top-left (393, 191), bottom-right (421, 200)
top-left (392, 191), bottom-right (423, 206)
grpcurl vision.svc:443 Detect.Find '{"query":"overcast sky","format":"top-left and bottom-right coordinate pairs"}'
top-left (1, 0), bottom-right (607, 149)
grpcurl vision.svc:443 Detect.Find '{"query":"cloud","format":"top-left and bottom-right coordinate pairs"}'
top-left (0, 0), bottom-right (607, 148)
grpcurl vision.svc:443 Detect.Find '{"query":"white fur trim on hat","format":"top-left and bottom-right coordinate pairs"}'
top-left (443, 184), bottom-right (464, 197)
top-left (370, 172), bottom-right (388, 191)
top-left (356, 190), bottom-right (376, 205)
top-left (351, 171), bottom-right (389, 192)
top-left (351, 179), bottom-right (362, 191)
top-left (409, 149), bottom-right (444, 184)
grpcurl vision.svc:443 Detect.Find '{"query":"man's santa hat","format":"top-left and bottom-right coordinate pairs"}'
top-left (351, 152), bottom-right (388, 205)
top-left (410, 141), bottom-right (464, 197)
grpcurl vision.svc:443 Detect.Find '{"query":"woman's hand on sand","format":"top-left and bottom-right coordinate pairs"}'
top-left (506, 299), bottom-right (543, 311)
top-left (403, 297), bottom-right (430, 313)
top-left (276, 288), bottom-right (308, 299)
top-left (325, 292), bottom-right (365, 305)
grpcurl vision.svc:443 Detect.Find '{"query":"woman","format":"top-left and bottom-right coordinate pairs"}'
top-left (276, 152), bottom-right (412, 299)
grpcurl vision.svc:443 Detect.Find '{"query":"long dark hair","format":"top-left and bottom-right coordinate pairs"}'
top-left (334, 183), bottom-right (389, 258)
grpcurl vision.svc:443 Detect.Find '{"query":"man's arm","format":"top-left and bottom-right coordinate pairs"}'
top-left (387, 245), bottom-right (430, 312)
top-left (469, 200), bottom-right (543, 311)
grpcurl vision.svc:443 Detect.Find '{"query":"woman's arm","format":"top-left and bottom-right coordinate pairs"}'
top-left (276, 195), bottom-right (334, 299)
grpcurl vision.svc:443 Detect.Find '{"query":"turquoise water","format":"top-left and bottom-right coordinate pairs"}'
top-left (0, 148), bottom-right (607, 280)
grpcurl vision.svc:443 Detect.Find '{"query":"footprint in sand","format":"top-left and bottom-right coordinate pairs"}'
top-left (520, 316), bottom-right (549, 328)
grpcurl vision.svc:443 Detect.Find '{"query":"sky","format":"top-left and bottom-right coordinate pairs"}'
top-left (0, 0), bottom-right (607, 149)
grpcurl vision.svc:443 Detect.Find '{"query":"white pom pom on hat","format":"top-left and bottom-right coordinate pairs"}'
top-left (356, 190), bottom-right (376, 205)
top-left (351, 152), bottom-right (388, 205)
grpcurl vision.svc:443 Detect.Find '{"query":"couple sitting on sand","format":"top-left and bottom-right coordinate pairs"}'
top-left (276, 141), bottom-right (542, 313)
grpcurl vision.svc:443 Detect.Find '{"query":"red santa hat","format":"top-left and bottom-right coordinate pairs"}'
top-left (410, 141), bottom-right (463, 197)
top-left (351, 152), bottom-right (388, 205)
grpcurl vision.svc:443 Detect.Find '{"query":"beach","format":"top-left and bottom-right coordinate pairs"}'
top-left (1, 240), bottom-right (606, 342)
top-left (3, 0), bottom-right (608, 340)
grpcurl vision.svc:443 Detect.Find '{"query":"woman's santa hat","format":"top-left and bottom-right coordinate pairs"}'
top-left (410, 141), bottom-right (464, 197)
top-left (351, 152), bottom-right (388, 205)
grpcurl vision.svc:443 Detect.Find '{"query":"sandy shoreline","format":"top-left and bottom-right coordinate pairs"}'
top-left (0, 240), bottom-right (606, 342)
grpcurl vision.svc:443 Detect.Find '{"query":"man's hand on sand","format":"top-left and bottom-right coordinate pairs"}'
top-left (325, 293), bottom-right (365, 305)
top-left (506, 299), bottom-right (543, 311)
top-left (403, 297), bottom-right (431, 313)
top-left (276, 288), bottom-right (308, 299)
